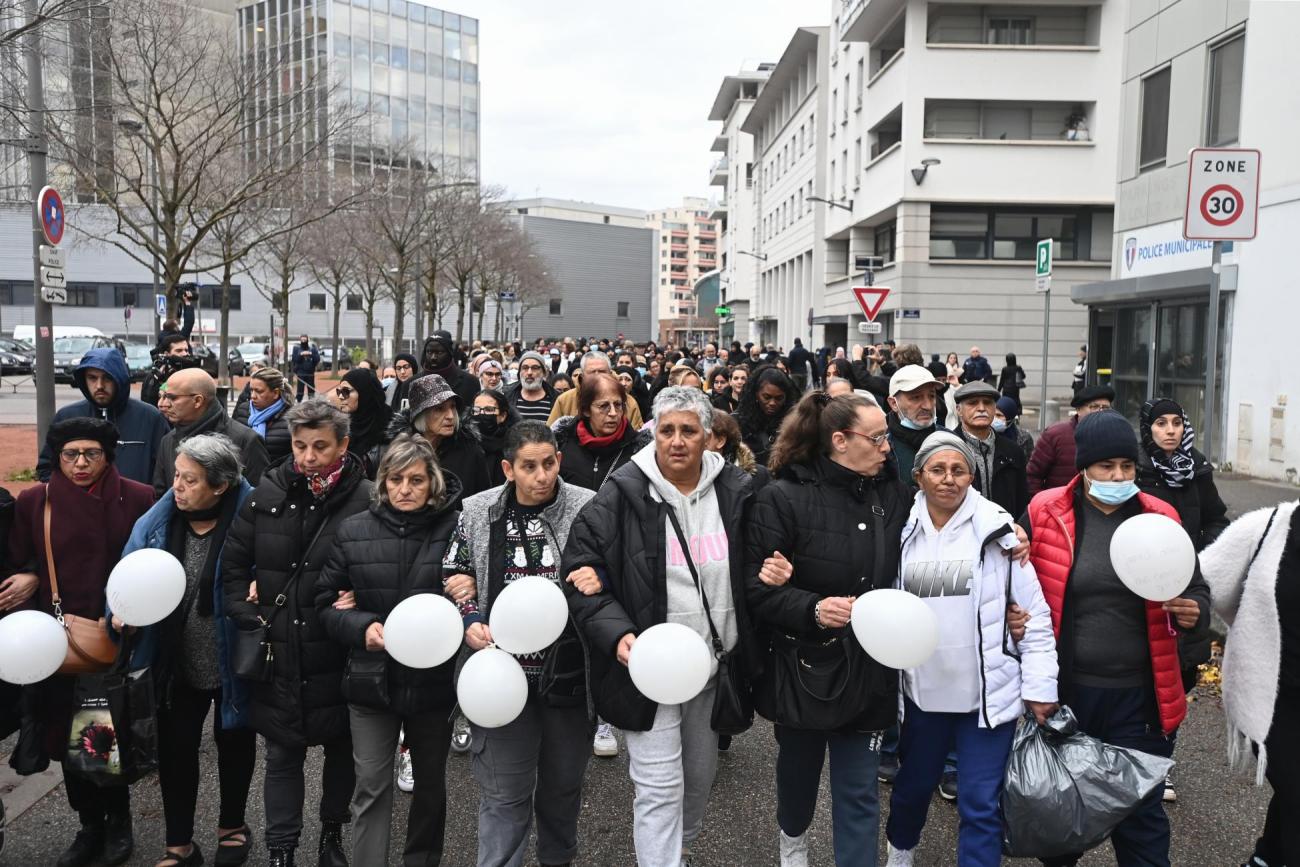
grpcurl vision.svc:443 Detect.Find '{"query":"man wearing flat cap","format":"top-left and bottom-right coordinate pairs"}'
top-left (953, 380), bottom-right (1029, 517)
top-left (1027, 385), bottom-right (1115, 494)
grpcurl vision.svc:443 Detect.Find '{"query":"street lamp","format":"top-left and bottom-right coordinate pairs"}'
top-left (736, 250), bottom-right (768, 261)
top-left (118, 117), bottom-right (161, 337)
top-left (911, 158), bottom-right (941, 186)
top-left (807, 195), bottom-right (854, 212)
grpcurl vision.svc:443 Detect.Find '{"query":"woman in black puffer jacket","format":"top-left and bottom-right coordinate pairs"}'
top-left (555, 371), bottom-right (651, 492)
top-left (744, 391), bottom-right (910, 867)
top-left (315, 434), bottom-right (462, 867)
top-left (231, 367), bottom-right (294, 465)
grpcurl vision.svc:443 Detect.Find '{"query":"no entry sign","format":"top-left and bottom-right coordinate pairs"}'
top-left (1184, 148), bottom-right (1260, 241)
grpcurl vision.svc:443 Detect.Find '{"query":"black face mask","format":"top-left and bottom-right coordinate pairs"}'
top-left (475, 416), bottom-right (501, 436)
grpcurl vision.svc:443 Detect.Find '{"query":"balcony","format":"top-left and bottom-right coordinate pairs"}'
top-left (709, 200), bottom-right (727, 221)
top-left (710, 134), bottom-right (728, 153)
top-left (926, 5), bottom-right (1098, 48)
top-left (840, 0), bottom-right (906, 44)
top-left (923, 100), bottom-right (1096, 144)
top-left (709, 156), bottom-right (729, 186)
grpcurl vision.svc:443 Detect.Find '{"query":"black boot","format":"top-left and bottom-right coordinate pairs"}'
top-left (100, 811), bottom-right (134, 866)
top-left (268, 847), bottom-right (296, 867)
top-left (317, 822), bottom-right (347, 867)
top-left (55, 821), bottom-right (104, 867)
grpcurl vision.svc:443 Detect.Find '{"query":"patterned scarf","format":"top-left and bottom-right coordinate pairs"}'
top-left (295, 456), bottom-right (346, 500)
top-left (1140, 398), bottom-right (1197, 488)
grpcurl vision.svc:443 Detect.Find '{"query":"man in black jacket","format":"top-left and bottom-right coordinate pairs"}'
top-left (153, 367), bottom-right (268, 497)
top-left (954, 380), bottom-right (1030, 518)
top-left (787, 338), bottom-right (817, 391)
top-left (420, 330), bottom-right (479, 407)
top-left (290, 335), bottom-right (320, 401)
top-left (223, 399), bottom-right (373, 867)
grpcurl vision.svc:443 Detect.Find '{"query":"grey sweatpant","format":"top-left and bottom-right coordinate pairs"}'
top-left (623, 683), bottom-right (719, 867)
top-left (470, 692), bottom-right (594, 867)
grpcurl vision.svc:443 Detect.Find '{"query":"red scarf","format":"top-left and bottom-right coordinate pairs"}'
top-left (294, 456), bottom-right (346, 499)
top-left (576, 416), bottom-right (628, 449)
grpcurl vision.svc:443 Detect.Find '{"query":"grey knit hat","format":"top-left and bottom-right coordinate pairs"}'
top-left (519, 350), bottom-right (548, 370)
top-left (913, 430), bottom-right (977, 475)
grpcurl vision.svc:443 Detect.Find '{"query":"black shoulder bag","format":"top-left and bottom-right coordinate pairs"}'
top-left (665, 507), bottom-right (754, 736)
top-left (231, 515), bottom-right (331, 683)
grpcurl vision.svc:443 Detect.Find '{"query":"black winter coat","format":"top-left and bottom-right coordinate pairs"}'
top-left (555, 415), bottom-right (652, 493)
top-left (222, 456), bottom-right (373, 746)
top-left (231, 397), bottom-right (293, 466)
top-left (743, 457), bottom-right (908, 731)
top-left (969, 430), bottom-right (1031, 519)
top-left (314, 489), bottom-right (462, 715)
top-left (154, 403), bottom-right (270, 498)
top-left (562, 460), bottom-right (761, 731)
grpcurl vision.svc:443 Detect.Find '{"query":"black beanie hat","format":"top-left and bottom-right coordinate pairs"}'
top-left (1074, 410), bottom-right (1138, 470)
top-left (1147, 397), bottom-right (1182, 420)
top-left (1070, 384), bottom-right (1116, 409)
top-left (46, 417), bottom-right (119, 464)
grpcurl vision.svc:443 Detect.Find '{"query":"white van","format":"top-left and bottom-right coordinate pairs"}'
top-left (11, 325), bottom-right (105, 342)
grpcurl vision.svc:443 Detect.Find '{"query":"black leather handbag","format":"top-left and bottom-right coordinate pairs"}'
top-left (666, 509), bottom-right (754, 736)
top-left (341, 649), bottom-right (390, 709)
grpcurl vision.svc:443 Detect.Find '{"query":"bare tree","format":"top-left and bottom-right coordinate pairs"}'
top-left (243, 208), bottom-right (312, 372)
top-left (440, 184), bottom-right (506, 341)
top-left (303, 207), bottom-right (360, 373)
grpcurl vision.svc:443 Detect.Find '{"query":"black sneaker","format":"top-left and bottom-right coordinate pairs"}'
top-left (100, 812), bottom-right (133, 866)
top-left (56, 823), bottom-right (105, 867)
top-left (318, 822), bottom-right (347, 867)
top-left (938, 770), bottom-right (958, 801)
top-left (877, 753), bottom-right (900, 784)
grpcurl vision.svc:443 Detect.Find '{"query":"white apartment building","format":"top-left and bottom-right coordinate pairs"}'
top-left (646, 197), bottom-right (720, 344)
top-left (707, 67), bottom-right (771, 346)
top-left (1073, 1), bottom-right (1300, 475)
top-left (741, 27), bottom-right (830, 352)
top-left (809, 0), bottom-right (1121, 400)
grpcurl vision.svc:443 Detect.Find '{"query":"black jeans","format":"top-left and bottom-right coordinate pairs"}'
top-left (295, 374), bottom-right (315, 401)
top-left (157, 683), bottom-right (256, 847)
top-left (262, 734), bottom-right (354, 849)
top-left (62, 763), bottom-right (129, 825)
top-left (1256, 687), bottom-right (1300, 866)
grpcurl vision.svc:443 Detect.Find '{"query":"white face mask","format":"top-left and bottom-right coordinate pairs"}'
top-left (992, 419), bottom-right (1008, 433)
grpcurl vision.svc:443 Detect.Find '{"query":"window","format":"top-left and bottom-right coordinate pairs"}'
top-left (617, 301), bottom-right (630, 318)
top-left (987, 16), bottom-right (1033, 45)
top-left (930, 207), bottom-right (1105, 260)
top-left (929, 210), bottom-right (990, 259)
top-left (548, 298), bottom-right (563, 316)
top-left (0, 283), bottom-right (13, 305)
top-left (1139, 68), bottom-right (1171, 170)
top-left (67, 285), bottom-right (98, 307)
top-left (197, 286), bottom-right (241, 310)
top-left (346, 293), bottom-right (363, 311)
top-left (874, 222), bottom-right (897, 264)
top-left (1206, 34), bottom-right (1244, 146)
top-left (309, 293), bottom-right (327, 310)
top-left (993, 213), bottom-right (1077, 260)
top-left (114, 286), bottom-right (140, 307)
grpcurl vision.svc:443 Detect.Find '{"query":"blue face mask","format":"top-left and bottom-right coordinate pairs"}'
top-left (992, 419), bottom-right (1008, 433)
top-left (899, 415), bottom-right (930, 431)
top-left (1085, 472), bottom-right (1139, 506)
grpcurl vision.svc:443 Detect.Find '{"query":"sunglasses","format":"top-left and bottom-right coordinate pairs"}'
top-left (336, 386), bottom-right (354, 399)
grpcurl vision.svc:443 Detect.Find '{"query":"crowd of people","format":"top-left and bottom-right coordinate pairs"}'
top-left (0, 326), bottom-right (1293, 867)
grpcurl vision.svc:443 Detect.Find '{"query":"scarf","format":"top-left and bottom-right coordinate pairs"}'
top-left (166, 486), bottom-right (242, 616)
top-left (295, 456), bottom-right (346, 500)
top-left (247, 397), bottom-right (284, 438)
top-left (576, 415), bottom-right (628, 450)
top-left (1140, 398), bottom-right (1197, 488)
top-left (886, 412), bottom-right (936, 452)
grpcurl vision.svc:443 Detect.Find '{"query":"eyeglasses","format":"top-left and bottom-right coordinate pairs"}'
top-left (157, 392), bottom-right (198, 404)
top-left (840, 429), bottom-right (889, 447)
top-left (60, 448), bottom-right (105, 463)
top-left (922, 466), bottom-right (971, 482)
top-left (335, 386), bottom-right (354, 399)
top-left (471, 406), bottom-right (498, 416)
top-left (591, 400), bottom-right (625, 416)
top-left (1082, 402), bottom-right (1111, 412)
top-left (520, 363), bottom-right (544, 373)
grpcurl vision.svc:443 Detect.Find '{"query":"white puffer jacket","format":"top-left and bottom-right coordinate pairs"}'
top-left (899, 488), bottom-right (1058, 728)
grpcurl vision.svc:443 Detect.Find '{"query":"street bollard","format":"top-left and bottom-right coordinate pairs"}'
top-left (1043, 399), bottom-right (1061, 429)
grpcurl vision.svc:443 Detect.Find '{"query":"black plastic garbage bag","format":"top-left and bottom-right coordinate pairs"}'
top-left (1001, 705), bottom-right (1174, 858)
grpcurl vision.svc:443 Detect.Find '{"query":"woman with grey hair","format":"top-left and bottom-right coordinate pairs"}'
top-left (112, 433), bottom-right (258, 867)
top-left (563, 385), bottom-right (760, 866)
top-left (315, 433), bottom-right (461, 866)
top-left (390, 374), bottom-right (489, 509)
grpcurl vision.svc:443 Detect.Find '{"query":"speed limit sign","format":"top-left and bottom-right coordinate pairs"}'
top-left (1184, 147), bottom-right (1260, 240)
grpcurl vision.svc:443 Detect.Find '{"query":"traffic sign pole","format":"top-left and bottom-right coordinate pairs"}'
top-left (1203, 241), bottom-right (1223, 462)
top-left (1036, 239), bottom-right (1054, 431)
top-left (24, 0), bottom-right (55, 444)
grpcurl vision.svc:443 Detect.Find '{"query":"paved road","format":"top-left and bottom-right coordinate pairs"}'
top-left (2, 476), bottom-right (1293, 866)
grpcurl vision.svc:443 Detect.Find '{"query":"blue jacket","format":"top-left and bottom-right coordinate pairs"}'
top-left (110, 480), bottom-right (253, 729)
top-left (38, 348), bottom-right (171, 487)
top-left (291, 342), bottom-right (319, 377)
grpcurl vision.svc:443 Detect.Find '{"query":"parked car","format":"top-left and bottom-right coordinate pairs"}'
top-left (0, 337), bottom-right (34, 376)
top-left (123, 343), bottom-right (153, 381)
top-left (51, 335), bottom-right (121, 384)
top-left (191, 343), bottom-right (246, 378)
top-left (318, 345), bottom-right (352, 371)
top-left (236, 342), bottom-right (268, 369)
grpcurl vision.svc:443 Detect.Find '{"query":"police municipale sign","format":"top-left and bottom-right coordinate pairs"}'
top-left (1183, 148), bottom-right (1260, 241)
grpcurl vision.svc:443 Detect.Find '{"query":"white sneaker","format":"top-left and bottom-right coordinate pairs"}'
top-left (1162, 774), bottom-right (1177, 803)
top-left (396, 748), bottom-right (414, 793)
top-left (779, 830), bottom-right (809, 867)
top-left (451, 715), bottom-right (472, 754)
top-left (593, 722), bottom-right (619, 757)
top-left (885, 842), bottom-right (914, 867)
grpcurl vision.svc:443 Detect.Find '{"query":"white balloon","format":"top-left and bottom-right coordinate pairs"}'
top-left (489, 575), bottom-right (569, 655)
top-left (0, 610), bottom-right (68, 684)
top-left (106, 548), bottom-right (186, 627)
top-left (628, 622), bottom-right (712, 706)
top-left (1110, 513), bottom-right (1196, 602)
top-left (456, 647), bottom-right (528, 727)
top-left (384, 594), bottom-right (463, 669)
top-left (851, 589), bottom-right (940, 670)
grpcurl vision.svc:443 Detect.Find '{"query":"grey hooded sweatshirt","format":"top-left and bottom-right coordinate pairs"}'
top-left (630, 445), bottom-right (739, 673)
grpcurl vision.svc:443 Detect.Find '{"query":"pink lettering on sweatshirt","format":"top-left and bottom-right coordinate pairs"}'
top-left (668, 531), bottom-right (730, 566)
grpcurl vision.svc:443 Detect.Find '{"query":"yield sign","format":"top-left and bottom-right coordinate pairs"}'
top-left (853, 286), bottom-right (891, 322)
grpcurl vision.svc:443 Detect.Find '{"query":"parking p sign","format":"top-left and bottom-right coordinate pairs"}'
top-left (1184, 148), bottom-right (1260, 241)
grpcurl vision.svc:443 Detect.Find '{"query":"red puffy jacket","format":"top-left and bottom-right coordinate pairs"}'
top-left (1026, 476), bottom-right (1187, 734)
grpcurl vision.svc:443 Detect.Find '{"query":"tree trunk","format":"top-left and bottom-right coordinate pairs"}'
top-left (392, 274), bottom-right (406, 358)
top-left (331, 283), bottom-right (343, 373)
top-left (455, 279), bottom-right (468, 341)
top-left (364, 306), bottom-right (376, 360)
top-left (218, 267), bottom-right (233, 385)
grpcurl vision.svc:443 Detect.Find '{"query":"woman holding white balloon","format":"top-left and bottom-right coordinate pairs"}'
top-left (110, 433), bottom-right (256, 867)
top-left (563, 386), bottom-right (759, 867)
top-left (884, 431), bottom-right (1058, 867)
top-left (441, 420), bottom-right (597, 867)
top-left (314, 433), bottom-right (463, 867)
top-left (1024, 409), bottom-right (1210, 867)
top-left (742, 391), bottom-right (911, 867)
top-left (0, 417), bottom-right (154, 867)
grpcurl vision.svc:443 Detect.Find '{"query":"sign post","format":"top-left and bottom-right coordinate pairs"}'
top-left (1036, 238), bottom-right (1053, 430)
top-left (1183, 147), bottom-right (1261, 461)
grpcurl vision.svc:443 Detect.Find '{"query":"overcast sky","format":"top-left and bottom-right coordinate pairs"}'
top-left (463, 1), bottom-right (820, 211)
